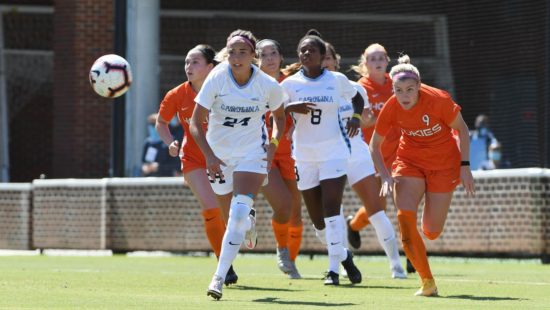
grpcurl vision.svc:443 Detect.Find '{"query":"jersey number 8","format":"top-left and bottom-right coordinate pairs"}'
top-left (310, 109), bottom-right (322, 125)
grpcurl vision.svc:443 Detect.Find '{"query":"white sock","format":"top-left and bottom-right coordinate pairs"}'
top-left (215, 195), bottom-right (253, 279)
top-left (314, 225), bottom-right (326, 245)
top-left (369, 210), bottom-right (402, 270)
top-left (325, 215), bottom-right (347, 273)
top-left (340, 205), bottom-right (348, 247)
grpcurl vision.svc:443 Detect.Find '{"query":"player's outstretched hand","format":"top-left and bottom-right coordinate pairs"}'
top-left (379, 174), bottom-right (398, 197)
top-left (461, 166), bottom-right (475, 197)
top-left (169, 140), bottom-right (180, 157)
top-left (206, 153), bottom-right (226, 182)
top-left (285, 102), bottom-right (316, 114)
top-left (346, 117), bottom-right (360, 138)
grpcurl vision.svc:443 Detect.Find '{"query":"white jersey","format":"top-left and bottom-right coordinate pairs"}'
top-left (339, 81), bottom-right (371, 163)
top-left (281, 69), bottom-right (356, 162)
top-left (195, 63), bottom-right (283, 160)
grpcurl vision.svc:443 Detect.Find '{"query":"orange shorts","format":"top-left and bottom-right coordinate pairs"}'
top-left (392, 160), bottom-right (460, 193)
top-left (181, 154), bottom-right (206, 174)
top-left (271, 154), bottom-right (296, 180)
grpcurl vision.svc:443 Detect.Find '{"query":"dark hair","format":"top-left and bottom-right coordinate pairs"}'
top-left (297, 29), bottom-right (326, 56)
top-left (227, 29), bottom-right (257, 52)
top-left (256, 39), bottom-right (283, 57)
top-left (191, 44), bottom-right (218, 66)
top-left (324, 42), bottom-right (341, 70)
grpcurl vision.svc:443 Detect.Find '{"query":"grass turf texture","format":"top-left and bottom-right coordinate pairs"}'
top-left (0, 254), bottom-right (549, 309)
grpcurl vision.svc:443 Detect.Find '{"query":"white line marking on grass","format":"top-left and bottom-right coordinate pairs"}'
top-left (0, 249), bottom-right (40, 256)
top-left (42, 249), bottom-right (113, 256)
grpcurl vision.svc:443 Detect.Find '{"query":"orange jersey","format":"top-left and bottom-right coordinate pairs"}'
top-left (358, 74), bottom-right (400, 168)
top-left (158, 81), bottom-right (206, 169)
top-left (375, 84), bottom-right (462, 170)
top-left (266, 73), bottom-right (293, 158)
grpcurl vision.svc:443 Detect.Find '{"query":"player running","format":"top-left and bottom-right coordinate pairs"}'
top-left (322, 42), bottom-right (406, 279)
top-left (281, 30), bottom-right (362, 286)
top-left (155, 44), bottom-right (238, 286)
top-left (370, 54), bottom-right (475, 296)
top-left (256, 38), bottom-right (303, 279)
top-left (190, 30), bottom-right (286, 300)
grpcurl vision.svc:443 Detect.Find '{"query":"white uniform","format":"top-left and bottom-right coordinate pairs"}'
top-left (196, 63), bottom-right (283, 194)
top-left (339, 81), bottom-right (376, 186)
top-left (281, 69), bottom-right (356, 190)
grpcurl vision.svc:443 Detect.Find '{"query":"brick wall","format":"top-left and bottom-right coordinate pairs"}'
top-left (52, 0), bottom-right (113, 178)
top-left (0, 184), bottom-right (32, 249)
top-left (19, 169), bottom-right (550, 261)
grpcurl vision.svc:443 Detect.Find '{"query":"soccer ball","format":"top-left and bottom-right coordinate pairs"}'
top-left (89, 54), bottom-right (132, 98)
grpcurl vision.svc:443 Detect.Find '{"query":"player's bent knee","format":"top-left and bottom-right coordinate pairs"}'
top-left (422, 230), bottom-right (441, 240)
top-left (227, 195), bottom-right (254, 233)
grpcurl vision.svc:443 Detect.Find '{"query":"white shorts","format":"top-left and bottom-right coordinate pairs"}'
top-left (347, 156), bottom-right (376, 186)
top-left (295, 159), bottom-right (348, 191)
top-left (209, 154), bottom-right (268, 195)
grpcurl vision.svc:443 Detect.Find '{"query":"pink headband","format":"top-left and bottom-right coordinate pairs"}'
top-left (392, 71), bottom-right (419, 82)
top-left (227, 35), bottom-right (255, 51)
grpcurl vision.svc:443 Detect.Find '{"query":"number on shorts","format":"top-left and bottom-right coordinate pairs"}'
top-left (207, 172), bottom-right (226, 184)
top-left (310, 109), bottom-right (322, 125)
top-left (294, 166), bottom-right (300, 182)
top-left (223, 117), bottom-right (251, 127)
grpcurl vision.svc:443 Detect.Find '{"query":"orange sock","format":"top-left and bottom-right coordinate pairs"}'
top-left (202, 208), bottom-right (226, 258)
top-left (397, 210), bottom-right (433, 280)
top-left (288, 223), bottom-right (303, 261)
top-left (350, 207), bottom-right (370, 231)
top-left (272, 219), bottom-right (289, 248)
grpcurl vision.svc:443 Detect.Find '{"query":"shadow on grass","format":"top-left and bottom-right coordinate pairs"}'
top-left (231, 285), bottom-right (302, 292)
top-left (253, 297), bottom-right (358, 307)
top-left (445, 295), bottom-right (527, 301)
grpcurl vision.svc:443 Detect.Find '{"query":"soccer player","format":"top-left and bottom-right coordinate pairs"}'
top-left (155, 44), bottom-right (238, 286)
top-left (322, 43), bottom-right (406, 279)
top-left (370, 55), bottom-right (475, 296)
top-left (256, 38), bottom-right (303, 279)
top-left (189, 30), bottom-right (286, 300)
top-left (346, 44), bottom-right (401, 250)
top-left (281, 30), bottom-right (362, 286)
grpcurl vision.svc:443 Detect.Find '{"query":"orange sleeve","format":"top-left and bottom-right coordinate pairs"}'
top-left (440, 96), bottom-right (462, 125)
top-left (158, 89), bottom-right (178, 122)
top-left (374, 100), bottom-right (395, 137)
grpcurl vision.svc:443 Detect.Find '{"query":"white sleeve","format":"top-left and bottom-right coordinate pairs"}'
top-left (267, 81), bottom-right (284, 111)
top-left (194, 71), bottom-right (219, 110)
top-left (334, 72), bottom-right (357, 101)
top-left (280, 81), bottom-right (292, 108)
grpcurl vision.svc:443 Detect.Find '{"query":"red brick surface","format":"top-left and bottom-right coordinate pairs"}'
top-left (52, 0), bottom-right (113, 178)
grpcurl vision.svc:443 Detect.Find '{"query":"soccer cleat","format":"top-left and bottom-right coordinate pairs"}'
top-left (346, 215), bottom-right (361, 249)
top-left (391, 265), bottom-right (407, 279)
top-left (415, 278), bottom-right (438, 297)
top-left (287, 261), bottom-right (302, 279)
top-left (341, 249), bottom-right (362, 284)
top-left (206, 275), bottom-right (224, 300)
top-left (224, 265), bottom-right (238, 286)
top-left (276, 247), bottom-right (293, 274)
top-left (244, 208), bottom-right (257, 249)
top-left (324, 271), bottom-right (340, 285)
top-left (340, 265), bottom-right (348, 278)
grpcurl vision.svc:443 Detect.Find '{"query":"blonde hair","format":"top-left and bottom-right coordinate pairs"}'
top-left (350, 43), bottom-right (390, 77)
top-left (389, 54), bottom-right (421, 81)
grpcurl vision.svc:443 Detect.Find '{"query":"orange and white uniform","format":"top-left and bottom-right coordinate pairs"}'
top-left (375, 84), bottom-right (462, 192)
top-left (358, 74), bottom-right (400, 169)
top-left (266, 74), bottom-right (296, 180)
top-left (158, 81), bottom-right (206, 174)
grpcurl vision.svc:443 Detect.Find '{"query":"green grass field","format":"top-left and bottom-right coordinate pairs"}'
top-left (0, 253), bottom-right (549, 309)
